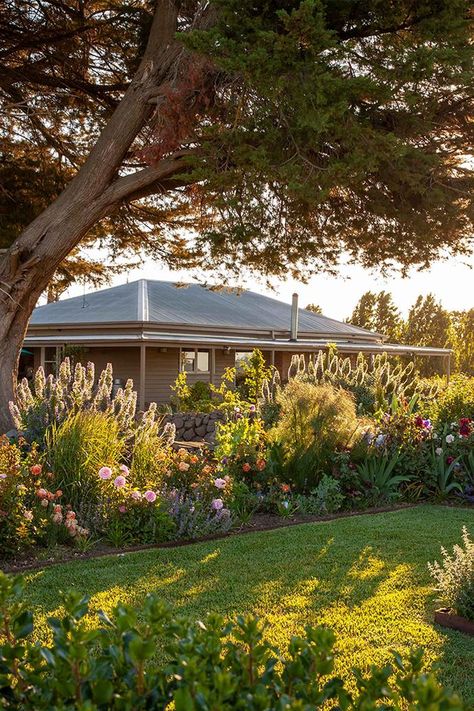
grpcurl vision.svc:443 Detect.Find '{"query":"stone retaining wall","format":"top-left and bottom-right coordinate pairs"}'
top-left (163, 411), bottom-right (225, 444)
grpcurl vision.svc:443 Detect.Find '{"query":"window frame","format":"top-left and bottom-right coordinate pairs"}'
top-left (180, 348), bottom-right (210, 374)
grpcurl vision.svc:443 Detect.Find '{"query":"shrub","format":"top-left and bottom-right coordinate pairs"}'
top-left (294, 475), bottom-right (344, 515)
top-left (270, 380), bottom-right (360, 491)
top-left (427, 375), bottom-right (474, 426)
top-left (129, 406), bottom-right (176, 490)
top-left (10, 358), bottom-right (139, 442)
top-left (214, 411), bottom-right (268, 488)
top-left (0, 437), bottom-right (88, 558)
top-left (428, 527), bottom-right (474, 622)
top-left (45, 411), bottom-right (125, 527)
top-left (236, 348), bottom-right (273, 407)
top-left (0, 572), bottom-right (465, 710)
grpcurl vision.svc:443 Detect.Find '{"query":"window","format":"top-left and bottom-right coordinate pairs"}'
top-left (181, 349), bottom-right (210, 373)
top-left (44, 346), bottom-right (59, 376)
top-left (182, 350), bottom-right (196, 373)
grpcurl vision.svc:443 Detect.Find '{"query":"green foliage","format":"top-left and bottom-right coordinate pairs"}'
top-left (449, 310), bottom-right (474, 376)
top-left (356, 453), bottom-right (412, 505)
top-left (130, 406), bottom-right (176, 490)
top-left (427, 375), bottom-right (474, 426)
top-left (294, 475), bottom-right (344, 515)
top-left (214, 412), bottom-right (268, 487)
top-left (271, 380), bottom-right (359, 490)
top-left (171, 373), bottom-right (214, 412)
top-left (105, 502), bottom-right (176, 547)
top-left (350, 291), bottom-right (403, 342)
top-left (184, 0), bottom-right (474, 274)
top-left (236, 349), bottom-right (273, 407)
top-left (10, 358), bottom-right (140, 441)
top-left (45, 411), bottom-right (125, 526)
top-left (171, 368), bottom-right (243, 414)
top-left (428, 527), bottom-right (474, 622)
top-left (0, 571), bottom-right (466, 709)
top-left (0, 436), bottom-right (89, 558)
top-left (424, 447), bottom-right (463, 500)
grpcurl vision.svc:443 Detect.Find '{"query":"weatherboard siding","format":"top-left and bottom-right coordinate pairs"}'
top-left (85, 347), bottom-right (141, 390)
top-left (145, 347), bottom-right (180, 404)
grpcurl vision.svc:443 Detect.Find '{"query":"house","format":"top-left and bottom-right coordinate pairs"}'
top-left (22, 279), bottom-right (451, 409)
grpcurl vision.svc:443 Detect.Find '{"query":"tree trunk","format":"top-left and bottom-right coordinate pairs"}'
top-left (0, 0), bottom-right (207, 433)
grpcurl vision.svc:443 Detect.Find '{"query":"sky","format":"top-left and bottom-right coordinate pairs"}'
top-left (61, 250), bottom-right (472, 322)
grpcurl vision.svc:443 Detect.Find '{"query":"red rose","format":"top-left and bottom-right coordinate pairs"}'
top-left (30, 464), bottom-right (42, 475)
top-left (242, 463), bottom-right (251, 473)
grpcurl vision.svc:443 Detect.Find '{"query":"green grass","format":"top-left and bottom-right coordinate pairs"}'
top-left (19, 505), bottom-right (474, 705)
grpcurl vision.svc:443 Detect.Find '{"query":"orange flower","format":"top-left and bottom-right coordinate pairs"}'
top-left (30, 464), bottom-right (42, 476)
top-left (281, 483), bottom-right (291, 493)
top-left (190, 455), bottom-right (199, 464)
top-left (256, 459), bottom-right (266, 471)
top-left (55, 489), bottom-right (63, 498)
top-left (242, 463), bottom-right (251, 473)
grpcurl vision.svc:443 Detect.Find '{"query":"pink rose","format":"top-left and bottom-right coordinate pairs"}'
top-left (211, 498), bottom-right (224, 511)
top-left (214, 478), bottom-right (226, 489)
top-left (119, 505), bottom-right (127, 513)
top-left (120, 464), bottom-right (129, 476)
top-left (144, 490), bottom-right (157, 503)
top-left (36, 488), bottom-right (48, 499)
top-left (114, 475), bottom-right (126, 488)
top-left (178, 461), bottom-right (190, 472)
top-left (131, 490), bottom-right (141, 500)
top-left (99, 467), bottom-right (112, 480)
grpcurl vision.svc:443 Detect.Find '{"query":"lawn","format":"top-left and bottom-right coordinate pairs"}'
top-left (19, 505), bottom-right (474, 705)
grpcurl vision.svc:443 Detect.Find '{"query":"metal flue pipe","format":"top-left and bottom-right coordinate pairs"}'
top-left (290, 293), bottom-right (299, 341)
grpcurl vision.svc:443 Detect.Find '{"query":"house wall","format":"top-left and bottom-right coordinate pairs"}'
top-left (84, 347), bottom-right (141, 389)
top-left (145, 347), bottom-right (180, 404)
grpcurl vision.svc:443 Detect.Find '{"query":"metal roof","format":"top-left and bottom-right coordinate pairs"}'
top-left (29, 279), bottom-right (379, 339)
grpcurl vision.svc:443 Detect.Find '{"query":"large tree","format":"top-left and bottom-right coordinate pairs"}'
top-left (0, 0), bottom-right (473, 429)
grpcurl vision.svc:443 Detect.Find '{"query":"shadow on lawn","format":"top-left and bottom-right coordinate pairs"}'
top-left (22, 508), bottom-right (474, 701)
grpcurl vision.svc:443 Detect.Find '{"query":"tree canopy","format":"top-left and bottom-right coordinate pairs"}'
top-left (1, 0), bottom-right (473, 285)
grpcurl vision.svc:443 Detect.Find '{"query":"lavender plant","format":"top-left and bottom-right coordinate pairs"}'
top-left (164, 489), bottom-right (233, 539)
top-left (428, 527), bottom-right (474, 621)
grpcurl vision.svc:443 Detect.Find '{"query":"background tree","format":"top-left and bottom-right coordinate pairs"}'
top-left (305, 303), bottom-right (322, 314)
top-left (449, 309), bottom-right (474, 375)
top-left (373, 291), bottom-right (403, 342)
top-left (348, 291), bottom-right (402, 340)
top-left (404, 294), bottom-right (451, 375)
top-left (348, 292), bottom-right (377, 332)
top-left (0, 0), bottom-right (473, 429)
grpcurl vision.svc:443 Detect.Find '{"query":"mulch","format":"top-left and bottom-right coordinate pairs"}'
top-left (0, 503), bottom-right (421, 574)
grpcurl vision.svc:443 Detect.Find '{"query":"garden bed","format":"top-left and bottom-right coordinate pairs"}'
top-left (1, 503), bottom-right (417, 573)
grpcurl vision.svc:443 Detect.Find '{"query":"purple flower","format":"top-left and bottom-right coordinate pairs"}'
top-left (211, 498), bottom-right (224, 511)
